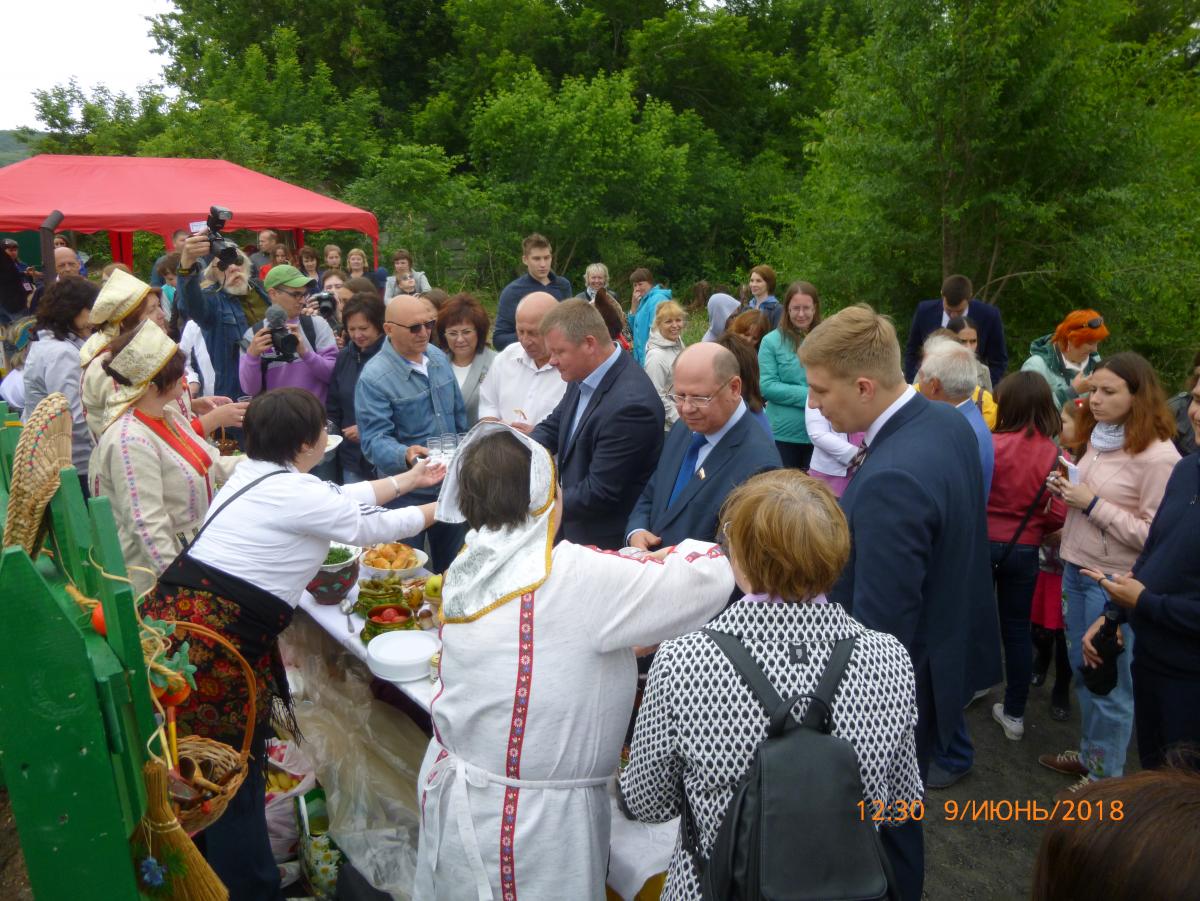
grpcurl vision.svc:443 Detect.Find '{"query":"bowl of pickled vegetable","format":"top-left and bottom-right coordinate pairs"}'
top-left (306, 542), bottom-right (362, 605)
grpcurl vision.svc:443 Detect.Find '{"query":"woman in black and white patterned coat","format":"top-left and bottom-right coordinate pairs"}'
top-left (619, 469), bottom-right (924, 900)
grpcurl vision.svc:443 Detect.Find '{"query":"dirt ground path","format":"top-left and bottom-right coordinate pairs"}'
top-left (923, 681), bottom-right (1115, 899)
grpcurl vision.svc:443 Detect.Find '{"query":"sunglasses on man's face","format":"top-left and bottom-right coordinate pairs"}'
top-left (388, 319), bottom-right (436, 335)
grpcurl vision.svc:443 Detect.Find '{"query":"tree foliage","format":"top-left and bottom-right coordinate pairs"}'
top-left (13, 0), bottom-right (1200, 377)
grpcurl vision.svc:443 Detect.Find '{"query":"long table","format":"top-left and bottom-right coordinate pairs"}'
top-left (297, 585), bottom-right (676, 900)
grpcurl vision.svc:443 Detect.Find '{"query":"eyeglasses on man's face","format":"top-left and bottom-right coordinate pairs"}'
top-left (274, 288), bottom-right (306, 301)
top-left (668, 377), bottom-right (733, 408)
top-left (388, 319), bottom-right (436, 335)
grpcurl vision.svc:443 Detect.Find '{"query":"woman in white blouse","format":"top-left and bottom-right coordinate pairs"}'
top-left (140, 385), bottom-right (444, 900)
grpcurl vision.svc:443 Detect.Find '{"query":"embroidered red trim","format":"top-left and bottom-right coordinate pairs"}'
top-left (499, 591), bottom-right (535, 900)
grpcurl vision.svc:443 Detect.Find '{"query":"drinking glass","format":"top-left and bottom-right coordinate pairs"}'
top-left (441, 432), bottom-right (458, 461)
top-left (426, 436), bottom-right (444, 462)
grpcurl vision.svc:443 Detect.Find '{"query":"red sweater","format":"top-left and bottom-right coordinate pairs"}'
top-left (986, 431), bottom-right (1067, 546)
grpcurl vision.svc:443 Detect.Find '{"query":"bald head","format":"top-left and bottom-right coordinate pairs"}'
top-left (675, 342), bottom-right (740, 385)
top-left (384, 294), bottom-right (436, 360)
top-left (54, 246), bottom-right (80, 278)
top-left (515, 292), bottom-right (560, 365)
top-left (672, 343), bottom-right (743, 435)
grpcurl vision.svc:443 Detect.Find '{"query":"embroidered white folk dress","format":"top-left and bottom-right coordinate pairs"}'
top-left (92, 405), bottom-right (237, 595)
top-left (413, 422), bottom-right (735, 901)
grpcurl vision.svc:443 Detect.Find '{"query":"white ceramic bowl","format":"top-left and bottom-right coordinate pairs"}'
top-left (366, 630), bottom-right (441, 682)
top-left (321, 434), bottom-right (343, 462)
top-left (360, 546), bottom-right (429, 582)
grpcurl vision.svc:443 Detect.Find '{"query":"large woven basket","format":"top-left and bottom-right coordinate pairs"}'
top-left (2, 392), bottom-right (73, 557)
top-left (169, 621), bottom-right (257, 835)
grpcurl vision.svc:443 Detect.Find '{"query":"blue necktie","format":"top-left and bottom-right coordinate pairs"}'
top-left (668, 432), bottom-right (708, 507)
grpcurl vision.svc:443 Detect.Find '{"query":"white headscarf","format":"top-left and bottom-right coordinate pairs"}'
top-left (436, 422), bottom-right (558, 623)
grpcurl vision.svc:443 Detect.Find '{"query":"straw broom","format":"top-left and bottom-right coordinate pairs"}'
top-left (133, 758), bottom-right (229, 901)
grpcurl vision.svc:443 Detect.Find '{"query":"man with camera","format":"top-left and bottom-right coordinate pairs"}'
top-left (177, 230), bottom-right (270, 400)
top-left (238, 265), bottom-right (339, 403)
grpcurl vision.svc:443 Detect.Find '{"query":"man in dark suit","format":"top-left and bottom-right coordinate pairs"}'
top-left (902, 274), bottom-right (1008, 386)
top-left (532, 299), bottom-right (664, 548)
top-left (800, 304), bottom-right (1001, 901)
top-left (627, 343), bottom-right (782, 550)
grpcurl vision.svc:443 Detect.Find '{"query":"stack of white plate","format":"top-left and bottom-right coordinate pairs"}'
top-left (366, 630), bottom-right (441, 682)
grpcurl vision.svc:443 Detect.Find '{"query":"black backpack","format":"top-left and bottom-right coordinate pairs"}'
top-left (681, 630), bottom-right (898, 901)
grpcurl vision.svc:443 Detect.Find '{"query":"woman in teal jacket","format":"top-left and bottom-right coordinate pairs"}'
top-left (758, 281), bottom-right (821, 469)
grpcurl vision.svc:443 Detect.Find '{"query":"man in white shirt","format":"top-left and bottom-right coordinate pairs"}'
top-left (478, 292), bottom-right (566, 431)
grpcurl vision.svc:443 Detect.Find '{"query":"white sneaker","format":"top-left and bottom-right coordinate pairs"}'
top-left (991, 702), bottom-right (1025, 740)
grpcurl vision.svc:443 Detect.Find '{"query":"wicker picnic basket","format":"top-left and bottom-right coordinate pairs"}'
top-left (169, 621), bottom-right (257, 835)
top-left (2, 392), bottom-right (73, 558)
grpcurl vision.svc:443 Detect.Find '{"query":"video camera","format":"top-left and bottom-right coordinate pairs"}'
top-left (264, 304), bottom-right (300, 362)
top-left (201, 206), bottom-right (241, 271)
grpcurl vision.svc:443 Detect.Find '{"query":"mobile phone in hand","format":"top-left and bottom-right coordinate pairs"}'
top-left (1058, 455), bottom-right (1080, 485)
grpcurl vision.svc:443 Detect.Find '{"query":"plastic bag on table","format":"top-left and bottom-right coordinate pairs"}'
top-left (280, 612), bottom-right (430, 899)
top-left (264, 737), bottom-right (318, 863)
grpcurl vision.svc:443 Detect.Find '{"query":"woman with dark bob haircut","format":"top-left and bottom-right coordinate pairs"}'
top-left (436, 293), bottom-right (496, 425)
top-left (415, 423), bottom-right (735, 900)
top-left (23, 275), bottom-right (99, 491)
top-left (621, 470), bottom-right (921, 900)
top-left (139, 386), bottom-right (446, 898)
top-left (326, 292), bottom-right (387, 482)
top-left (985, 371), bottom-right (1068, 743)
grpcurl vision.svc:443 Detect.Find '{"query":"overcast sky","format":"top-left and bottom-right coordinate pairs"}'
top-left (0, 0), bottom-right (176, 131)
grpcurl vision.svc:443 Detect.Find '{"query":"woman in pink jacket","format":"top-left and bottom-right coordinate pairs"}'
top-left (1038, 353), bottom-right (1178, 788)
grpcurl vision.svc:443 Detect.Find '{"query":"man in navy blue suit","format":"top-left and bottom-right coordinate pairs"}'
top-left (903, 274), bottom-right (1008, 386)
top-left (801, 304), bottom-right (1000, 901)
top-left (531, 299), bottom-right (664, 549)
top-left (626, 343), bottom-right (782, 550)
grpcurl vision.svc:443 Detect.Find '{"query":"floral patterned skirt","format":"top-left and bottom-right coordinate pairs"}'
top-left (142, 554), bottom-right (296, 750)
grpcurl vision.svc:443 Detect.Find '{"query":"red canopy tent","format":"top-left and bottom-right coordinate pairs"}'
top-left (0, 154), bottom-right (379, 267)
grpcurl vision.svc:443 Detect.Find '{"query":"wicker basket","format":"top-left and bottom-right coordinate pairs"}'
top-left (169, 621), bottom-right (257, 835)
top-left (2, 393), bottom-right (73, 558)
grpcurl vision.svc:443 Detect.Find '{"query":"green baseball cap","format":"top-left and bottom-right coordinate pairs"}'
top-left (264, 264), bottom-right (315, 290)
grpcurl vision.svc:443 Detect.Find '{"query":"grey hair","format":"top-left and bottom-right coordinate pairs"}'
top-left (919, 336), bottom-right (979, 400)
top-left (585, 262), bottom-right (609, 282)
top-left (203, 251), bottom-right (252, 285)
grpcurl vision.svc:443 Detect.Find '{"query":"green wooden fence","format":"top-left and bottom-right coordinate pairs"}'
top-left (0, 402), bottom-right (156, 899)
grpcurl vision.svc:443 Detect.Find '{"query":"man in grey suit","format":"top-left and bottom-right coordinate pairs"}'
top-left (627, 343), bottom-right (781, 549)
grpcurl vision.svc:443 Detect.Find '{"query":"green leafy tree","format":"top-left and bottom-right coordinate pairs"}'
top-left (467, 70), bottom-right (739, 282)
top-left (761, 0), bottom-right (1200, 377)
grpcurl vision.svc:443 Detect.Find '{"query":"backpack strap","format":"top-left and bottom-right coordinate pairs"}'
top-left (704, 630), bottom-right (785, 718)
top-left (299, 312), bottom-right (317, 350)
top-left (799, 637), bottom-right (857, 733)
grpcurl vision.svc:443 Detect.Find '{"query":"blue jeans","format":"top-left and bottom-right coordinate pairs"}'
top-left (1063, 563), bottom-right (1135, 778)
top-left (933, 716), bottom-right (974, 774)
top-left (991, 541), bottom-right (1040, 718)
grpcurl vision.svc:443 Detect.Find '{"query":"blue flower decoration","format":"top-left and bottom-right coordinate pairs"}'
top-left (140, 855), bottom-right (167, 888)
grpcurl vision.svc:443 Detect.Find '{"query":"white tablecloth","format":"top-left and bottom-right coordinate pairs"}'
top-left (297, 586), bottom-right (677, 900)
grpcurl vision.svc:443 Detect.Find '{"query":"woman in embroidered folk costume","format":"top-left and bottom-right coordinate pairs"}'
top-left (81, 269), bottom-right (244, 444)
top-left (139, 386), bottom-right (444, 899)
top-left (414, 423), bottom-right (734, 901)
top-left (91, 320), bottom-right (240, 595)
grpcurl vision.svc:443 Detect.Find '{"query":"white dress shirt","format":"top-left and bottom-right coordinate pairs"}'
top-left (477, 342), bottom-right (568, 427)
top-left (189, 458), bottom-right (425, 607)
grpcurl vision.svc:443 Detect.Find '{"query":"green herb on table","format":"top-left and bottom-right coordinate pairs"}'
top-left (324, 546), bottom-right (353, 566)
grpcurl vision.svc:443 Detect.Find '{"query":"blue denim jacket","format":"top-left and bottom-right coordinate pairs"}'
top-left (176, 272), bottom-right (268, 399)
top-left (356, 342), bottom-right (466, 487)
